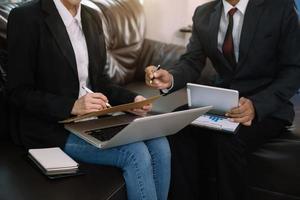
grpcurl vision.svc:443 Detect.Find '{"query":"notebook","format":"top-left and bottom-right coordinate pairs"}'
top-left (28, 147), bottom-right (79, 176)
top-left (187, 83), bottom-right (240, 133)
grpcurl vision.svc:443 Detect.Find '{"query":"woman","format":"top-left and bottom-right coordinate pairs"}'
top-left (7, 0), bottom-right (170, 199)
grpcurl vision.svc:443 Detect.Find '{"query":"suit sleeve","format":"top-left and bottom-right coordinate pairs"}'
top-left (168, 7), bottom-right (207, 92)
top-left (8, 8), bottom-right (77, 122)
top-left (248, 0), bottom-right (300, 121)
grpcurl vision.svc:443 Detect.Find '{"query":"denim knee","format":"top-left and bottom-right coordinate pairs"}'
top-left (117, 142), bottom-right (152, 171)
top-left (145, 137), bottom-right (171, 162)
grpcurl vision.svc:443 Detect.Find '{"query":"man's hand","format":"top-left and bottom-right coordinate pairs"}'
top-left (71, 93), bottom-right (109, 116)
top-left (128, 95), bottom-right (152, 116)
top-left (226, 97), bottom-right (255, 126)
top-left (145, 65), bottom-right (173, 90)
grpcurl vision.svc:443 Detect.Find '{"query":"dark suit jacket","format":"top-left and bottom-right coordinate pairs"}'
top-left (169, 0), bottom-right (300, 124)
top-left (7, 0), bottom-right (137, 148)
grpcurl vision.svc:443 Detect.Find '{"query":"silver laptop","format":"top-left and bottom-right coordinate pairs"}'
top-left (64, 106), bottom-right (212, 149)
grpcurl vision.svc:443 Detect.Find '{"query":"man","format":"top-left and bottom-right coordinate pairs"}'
top-left (8, 0), bottom-right (171, 199)
top-left (145, 0), bottom-right (300, 199)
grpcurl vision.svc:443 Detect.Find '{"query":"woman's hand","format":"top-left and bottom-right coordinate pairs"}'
top-left (128, 95), bottom-right (152, 116)
top-left (71, 93), bottom-right (109, 116)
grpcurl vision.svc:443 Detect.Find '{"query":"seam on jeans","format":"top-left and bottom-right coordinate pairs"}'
top-left (148, 149), bottom-right (159, 195)
top-left (119, 148), bottom-right (147, 200)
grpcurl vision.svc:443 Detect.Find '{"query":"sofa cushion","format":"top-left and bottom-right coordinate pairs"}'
top-left (86, 0), bottom-right (145, 85)
top-left (248, 94), bottom-right (300, 198)
top-left (249, 133), bottom-right (300, 198)
top-left (0, 142), bottom-right (126, 200)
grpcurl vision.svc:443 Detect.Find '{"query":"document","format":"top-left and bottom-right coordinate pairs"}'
top-left (60, 95), bottom-right (161, 123)
top-left (191, 114), bottom-right (239, 133)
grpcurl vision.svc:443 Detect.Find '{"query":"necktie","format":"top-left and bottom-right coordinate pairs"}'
top-left (222, 8), bottom-right (238, 68)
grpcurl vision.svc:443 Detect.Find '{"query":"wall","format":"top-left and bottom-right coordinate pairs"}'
top-left (143, 0), bottom-right (212, 46)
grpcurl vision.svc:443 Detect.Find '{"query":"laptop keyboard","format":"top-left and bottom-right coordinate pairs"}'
top-left (85, 125), bottom-right (127, 142)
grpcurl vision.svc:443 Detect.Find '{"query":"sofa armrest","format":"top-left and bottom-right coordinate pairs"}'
top-left (134, 38), bottom-right (185, 81)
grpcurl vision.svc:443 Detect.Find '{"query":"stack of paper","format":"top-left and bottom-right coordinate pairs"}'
top-left (28, 147), bottom-right (78, 175)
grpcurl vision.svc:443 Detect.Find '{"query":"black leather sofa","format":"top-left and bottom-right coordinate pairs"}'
top-left (247, 94), bottom-right (300, 200)
top-left (1, 1), bottom-right (300, 200)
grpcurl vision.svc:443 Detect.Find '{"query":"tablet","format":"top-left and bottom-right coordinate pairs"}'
top-left (187, 83), bottom-right (239, 115)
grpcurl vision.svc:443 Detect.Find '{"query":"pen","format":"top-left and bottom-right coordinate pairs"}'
top-left (149, 65), bottom-right (161, 84)
top-left (81, 86), bottom-right (112, 108)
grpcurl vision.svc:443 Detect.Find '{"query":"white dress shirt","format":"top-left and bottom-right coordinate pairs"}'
top-left (218, 0), bottom-right (249, 62)
top-left (53, 0), bottom-right (89, 98)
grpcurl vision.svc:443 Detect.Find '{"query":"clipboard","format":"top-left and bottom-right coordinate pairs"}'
top-left (60, 95), bottom-right (161, 123)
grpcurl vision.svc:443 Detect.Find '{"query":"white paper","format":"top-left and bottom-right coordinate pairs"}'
top-left (191, 114), bottom-right (239, 133)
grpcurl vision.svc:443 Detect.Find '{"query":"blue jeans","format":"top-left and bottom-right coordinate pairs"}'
top-left (64, 134), bottom-right (171, 200)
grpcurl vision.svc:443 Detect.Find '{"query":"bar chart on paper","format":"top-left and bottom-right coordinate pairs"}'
top-left (191, 114), bottom-right (239, 133)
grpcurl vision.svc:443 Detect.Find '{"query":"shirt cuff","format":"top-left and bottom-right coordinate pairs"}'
top-left (161, 75), bottom-right (174, 94)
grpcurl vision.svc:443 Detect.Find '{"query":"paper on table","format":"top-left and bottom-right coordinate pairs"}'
top-left (60, 95), bottom-right (161, 124)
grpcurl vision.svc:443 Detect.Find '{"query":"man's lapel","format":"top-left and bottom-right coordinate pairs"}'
top-left (238, 0), bottom-right (265, 70)
top-left (41, 0), bottom-right (78, 76)
top-left (208, 1), bottom-right (233, 71)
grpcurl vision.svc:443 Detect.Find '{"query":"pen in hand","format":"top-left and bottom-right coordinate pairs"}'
top-left (149, 65), bottom-right (161, 85)
top-left (81, 86), bottom-right (112, 108)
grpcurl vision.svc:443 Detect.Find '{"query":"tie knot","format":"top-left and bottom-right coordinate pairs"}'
top-left (228, 8), bottom-right (238, 16)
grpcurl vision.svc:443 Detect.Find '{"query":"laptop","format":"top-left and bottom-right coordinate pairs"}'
top-left (187, 83), bottom-right (240, 133)
top-left (64, 106), bottom-right (212, 149)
